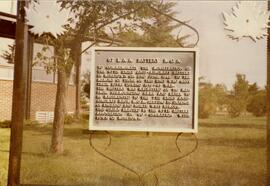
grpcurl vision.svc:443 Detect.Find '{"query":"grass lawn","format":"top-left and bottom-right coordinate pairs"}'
top-left (0, 128), bottom-right (9, 186)
top-left (0, 115), bottom-right (266, 186)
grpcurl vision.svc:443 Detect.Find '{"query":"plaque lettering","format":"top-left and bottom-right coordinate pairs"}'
top-left (90, 48), bottom-right (198, 133)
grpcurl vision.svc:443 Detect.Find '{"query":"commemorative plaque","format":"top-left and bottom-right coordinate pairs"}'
top-left (89, 47), bottom-right (198, 133)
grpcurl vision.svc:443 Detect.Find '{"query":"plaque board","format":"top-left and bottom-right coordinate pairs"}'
top-left (89, 47), bottom-right (199, 133)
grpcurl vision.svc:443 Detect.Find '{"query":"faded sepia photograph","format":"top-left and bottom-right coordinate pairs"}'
top-left (0, 1), bottom-right (268, 186)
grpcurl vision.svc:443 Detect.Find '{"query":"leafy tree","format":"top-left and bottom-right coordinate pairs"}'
top-left (247, 90), bottom-right (267, 117)
top-left (38, 0), bottom-right (185, 154)
top-left (82, 1), bottom-right (190, 98)
top-left (227, 96), bottom-right (243, 117)
top-left (228, 74), bottom-right (249, 117)
top-left (248, 82), bottom-right (259, 96)
top-left (198, 79), bottom-right (228, 118)
top-left (117, 2), bottom-right (190, 47)
top-left (199, 83), bottom-right (218, 118)
top-left (214, 84), bottom-right (228, 110)
top-left (51, 1), bottom-right (147, 153)
top-left (246, 82), bottom-right (266, 116)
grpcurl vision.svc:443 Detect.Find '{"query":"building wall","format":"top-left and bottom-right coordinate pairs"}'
top-left (0, 79), bottom-right (76, 121)
top-left (30, 82), bottom-right (76, 119)
top-left (0, 80), bottom-right (13, 121)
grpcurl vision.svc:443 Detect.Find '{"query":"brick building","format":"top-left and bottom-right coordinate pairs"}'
top-left (0, 43), bottom-right (76, 123)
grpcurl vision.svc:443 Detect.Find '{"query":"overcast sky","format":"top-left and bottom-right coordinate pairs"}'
top-left (174, 1), bottom-right (267, 89)
top-left (0, 0), bottom-right (268, 89)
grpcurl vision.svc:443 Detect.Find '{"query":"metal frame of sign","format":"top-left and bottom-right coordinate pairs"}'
top-left (89, 47), bottom-right (199, 133)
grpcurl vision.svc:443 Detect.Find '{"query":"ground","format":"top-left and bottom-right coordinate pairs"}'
top-left (0, 115), bottom-right (266, 186)
top-left (0, 128), bottom-right (9, 186)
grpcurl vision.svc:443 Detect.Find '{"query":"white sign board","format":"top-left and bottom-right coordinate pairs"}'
top-left (89, 47), bottom-right (198, 133)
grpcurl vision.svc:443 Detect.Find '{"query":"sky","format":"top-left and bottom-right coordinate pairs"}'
top-left (0, 0), bottom-right (16, 15)
top-left (0, 0), bottom-right (268, 89)
top-left (173, 1), bottom-right (267, 89)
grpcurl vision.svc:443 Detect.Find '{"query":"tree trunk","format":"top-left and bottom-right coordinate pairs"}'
top-left (25, 35), bottom-right (34, 120)
top-left (74, 43), bottom-right (82, 119)
top-left (50, 69), bottom-right (69, 154)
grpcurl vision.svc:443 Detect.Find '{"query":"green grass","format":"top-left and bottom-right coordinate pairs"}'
top-left (0, 128), bottom-right (10, 186)
top-left (0, 115), bottom-right (267, 186)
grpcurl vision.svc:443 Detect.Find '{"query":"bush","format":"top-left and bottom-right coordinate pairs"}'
top-left (0, 119), bottom-right (40, 128)
top-left (0, 120), bottom-right (11, 128)
top-left (24, 119), bottom-right (40, 126)
top-left (199, 85), bottom-right (218, 118)
top-left (227, 98), bottom-right (244, 118)
top-left (80, 98), bottom-right (89, 111)
top-left (64, 114), bottom-right (75, 124)
top-left (80, 113), bottom-right (89, 120)
top-left (227, 74), bottom-right (249, 118)
top-left (247, 91), bottom-right (266, 117)
top-left (199, 102), bottom-right (217, 119)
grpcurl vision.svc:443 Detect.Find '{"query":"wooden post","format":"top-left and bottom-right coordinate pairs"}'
top-left (8, 0), bottom-right (29, 185)
top-left (267, 1), bottom-right (270, 185)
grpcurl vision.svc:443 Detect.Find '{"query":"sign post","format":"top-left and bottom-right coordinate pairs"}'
top-left (8, 1), bottom-right (29, 185)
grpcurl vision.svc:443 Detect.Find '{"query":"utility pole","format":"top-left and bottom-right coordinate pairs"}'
top-left (8, 0), bottom-right (29, 185)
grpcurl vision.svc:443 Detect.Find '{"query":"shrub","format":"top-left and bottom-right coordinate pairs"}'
top-left (227, 74), bottom-right (249, 118)
top-left (227, 98), bottom-right (244, 118)
top-left (247, 91), bottom-right (266, 117)
top-left (0, 120), bottom-right (11, 128)
top-left (80, 112), bottom-right (89, 120)
top-left (80, 98), bottom-right (89, 111)
top-left (64, 114), bottom-right (75, 124)
top-left (24, 119), bottom-right (40, 126)
top-left (199, 85), bottom-right (218, 118)
top-left (199, 102), bottom-right (217, 119)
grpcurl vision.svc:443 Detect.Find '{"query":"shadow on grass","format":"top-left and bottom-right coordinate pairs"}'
top-left (23, 124), bottom-right (266, 149)
top-left (200, 122), bottom-right (266, 129)
top-left (21, 174), bottom-right (131, 186)
top-left (23, 125), bottom-right (166, 139)
top-left (0, 149), bottom-right (9, 153)
top-left (23, 125), bottom-right (90, 140)
top-left (21, 184), bottom-right (94, 186)
top-left (199, 137), bottom-right (266, 148)
top-left (0, 149), bottom-right (50, 158)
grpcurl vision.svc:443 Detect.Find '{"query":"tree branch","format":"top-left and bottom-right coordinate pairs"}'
top-left (90, 4), bottom-right (144, 34)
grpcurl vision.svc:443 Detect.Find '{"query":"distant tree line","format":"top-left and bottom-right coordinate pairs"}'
top-left (83, 72), bottom-right (266, 119)
top-left (199, 74), bottom-right (266, 118)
